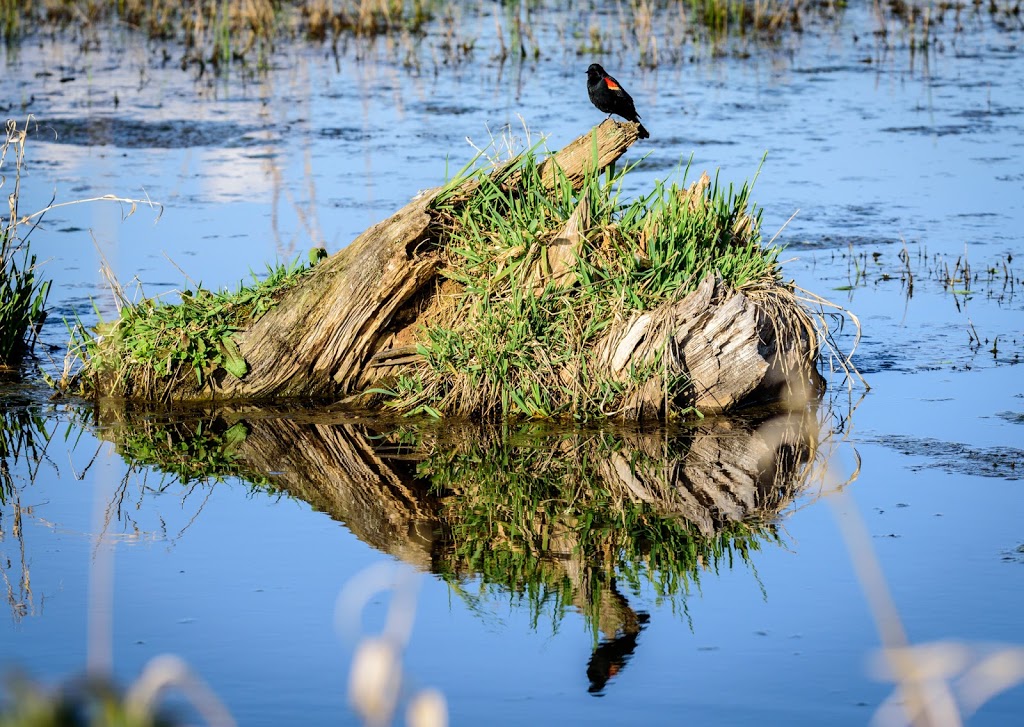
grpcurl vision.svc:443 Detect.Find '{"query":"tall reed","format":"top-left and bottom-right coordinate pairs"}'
top-left (0, 119), bottom-right (50, 370)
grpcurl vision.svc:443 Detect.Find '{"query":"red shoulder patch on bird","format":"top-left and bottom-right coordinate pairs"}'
top-left (603, 78), bottom-right (621, 91)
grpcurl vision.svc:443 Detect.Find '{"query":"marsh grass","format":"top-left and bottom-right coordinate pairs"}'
top-left (685, 0), bottom-right (805, 39)
top-left (379, 144), bottom-right (784, 420)
top-left (832, 242), bottom-right (1021, 364)
top-left (302, 0), bottom-right (434, 40)
top-left (3, 1), bottom-right (1018, 73)
top-left (2, 0), bottom-right (438, 68)
top-left (838, 242), bottom-right (1018, 304)
top-left (0, 120), bottom-right (50, 371)
top-left (68, 258), bottom-right (313, 400)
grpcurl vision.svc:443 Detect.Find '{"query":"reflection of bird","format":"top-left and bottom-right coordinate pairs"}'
top-left (582, 574), bottom-right (650, 695)
top-left (586, 63), bottom-right (650, 139)
top-left (586, 611), bottom-right (650, 694)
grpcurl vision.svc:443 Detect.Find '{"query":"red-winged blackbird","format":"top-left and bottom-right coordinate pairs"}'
top-left (586, 63), bottom-right (650, 140)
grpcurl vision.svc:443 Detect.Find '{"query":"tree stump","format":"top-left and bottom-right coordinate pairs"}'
top-left (86, 120), bottom-right (823, 418)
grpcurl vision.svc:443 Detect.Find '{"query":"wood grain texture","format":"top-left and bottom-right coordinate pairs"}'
top-left (93, 118), bottom-right (822, 417)
top-left (135, 120), bottom-right (639, 403)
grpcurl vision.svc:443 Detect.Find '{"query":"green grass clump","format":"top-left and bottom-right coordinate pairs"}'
top-left (1, 120), bottom-right (51, 370)
top-left (71, 259), bottom-right (311, 400)
top-left (0, 240), bottom-right (48, 370)
top-left (385, 147), bottom-right (782, 420)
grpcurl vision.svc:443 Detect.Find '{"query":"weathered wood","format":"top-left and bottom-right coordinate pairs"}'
top-left (154, 119), bottom-right (640, 402)
top-left (89, 117), bottom-right (822, 417)
top-left (528, 195), bottom-right (589, 295)
top-left (594, 274), bottom-right (822, 418)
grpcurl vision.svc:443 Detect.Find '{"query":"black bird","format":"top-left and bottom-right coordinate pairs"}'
top-left (586, 63), bottom-right (650, 140)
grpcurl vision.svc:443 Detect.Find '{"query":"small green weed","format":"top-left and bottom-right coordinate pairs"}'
top-left (71, 259), bottom-right (312, 400)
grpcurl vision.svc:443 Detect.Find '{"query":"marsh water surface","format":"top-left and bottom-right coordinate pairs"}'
top-left (1, 3), bottom-right (1023, 725)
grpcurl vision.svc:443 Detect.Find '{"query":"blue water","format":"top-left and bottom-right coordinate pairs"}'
top-left (2, 3), bottom-right (1023, 725)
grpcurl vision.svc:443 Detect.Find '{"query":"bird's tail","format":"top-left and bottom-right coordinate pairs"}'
top-left (636, 122), bottom-right (650, 140)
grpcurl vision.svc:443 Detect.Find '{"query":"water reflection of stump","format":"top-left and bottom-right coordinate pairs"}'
top-left (99, 404), bottom-right (822, 694)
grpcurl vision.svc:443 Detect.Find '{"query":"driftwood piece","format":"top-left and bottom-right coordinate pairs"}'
top-left (152, 119), bottom-right (640, 402)
top-left (595, 274), bottom-right (822, 417)
top-left (90, 117), bottom-right (822, 417)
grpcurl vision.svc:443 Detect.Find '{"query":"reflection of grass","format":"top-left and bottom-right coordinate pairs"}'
top-left (108, 414), bottom-right (272, 490)
top-left (0, 406), bottom-right (51, 626)
top-left (0, 407), bottom-right (50, 505)
top-left (89, 406), bottom-right (818, 664)
top-left (81, 406), bottom-right (829, 711)
top-left (423, 427), bottom-right (789, 619)
top-left (616, 511), bottom-right (779, 599)
top-left (91, 406), bottom-right (810, 632)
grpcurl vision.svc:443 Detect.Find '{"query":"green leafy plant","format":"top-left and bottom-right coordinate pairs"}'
top-left (69, 258), bottom-right (312, 400)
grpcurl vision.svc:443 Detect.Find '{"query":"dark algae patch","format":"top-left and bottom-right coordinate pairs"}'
top-left (876, 435), bottom-right (1024, 481)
